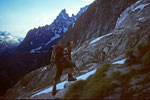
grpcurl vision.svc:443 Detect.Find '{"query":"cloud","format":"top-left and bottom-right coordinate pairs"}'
top-left (34, 12), bottom-right (52, 26)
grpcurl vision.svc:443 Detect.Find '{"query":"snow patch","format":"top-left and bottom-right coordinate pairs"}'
top-left (30, 46), bottom-right (42, 53)
top-left (112, 59), bottom-right (126, 64)
top-left (134, 0), bottom-right (143, 6)
top-left (115, 7), bottom-right (131, 28)
top-left (132, 3), bottom-right (150, 12)
top-left (0, 35), bottom-right (5, 39)
top-left (41, 66), bottom-right (47, 71)
top-left (63, 28), bottom-right (68, 32)
top-left (115, 0), bottom-right (149, 28)
top-left (31, 69), bottom-right (96, 97)
top-left (45, 41), bottom-right (51, 46)
top-left (51, 34), bottom-right (60, 41)
top-left (89, 33), bottom-right (113, 44)
top-left (76, 69), bottom-right (96, 80)
top-left (45, 34), bottom-right (60, 46)
top-left (31, 41), bottom-right (33, 45)
top-left (72, 23), bottom-right (75, 28)
top-left (139, 17), bottom-right (145, 21)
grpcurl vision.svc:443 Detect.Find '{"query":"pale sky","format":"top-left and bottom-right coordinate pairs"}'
top-left (0, 0), bottom-right (94, 38)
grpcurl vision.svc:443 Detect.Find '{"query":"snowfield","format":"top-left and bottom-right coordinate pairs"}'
top-left (89, 33), bottom-right (113, 44)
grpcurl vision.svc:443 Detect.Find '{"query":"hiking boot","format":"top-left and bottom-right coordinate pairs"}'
top-left (52, 85), bottom-right (57, 96)
top-left (68, 73), bottom-right (77, 81)
top-left (68, 77), bottom-right (77, 81)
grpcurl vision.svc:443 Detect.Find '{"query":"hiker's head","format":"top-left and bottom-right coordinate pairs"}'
top-left (67, 40), bottom-right (74, 49)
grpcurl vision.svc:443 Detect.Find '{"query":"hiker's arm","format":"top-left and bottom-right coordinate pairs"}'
top-left (65, 57), bottom-right (76, 67)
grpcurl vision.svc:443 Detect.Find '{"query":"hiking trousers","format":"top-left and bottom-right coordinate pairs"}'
top-left (54, 60), bottom-right (76, 83)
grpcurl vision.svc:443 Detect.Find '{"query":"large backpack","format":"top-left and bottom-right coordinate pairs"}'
top-left (54, 45), bottom-right (65, 62)
top-left (51, 45), bottom-right (76, 68)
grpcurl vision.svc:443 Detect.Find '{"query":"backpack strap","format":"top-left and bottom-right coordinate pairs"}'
top-left (50, 47), bottom-right (56, 63)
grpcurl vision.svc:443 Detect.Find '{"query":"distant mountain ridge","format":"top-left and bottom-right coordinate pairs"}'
top-left (17, 5), bottom-right (88, 53)
top-left (0, 31), bottom-right (23, 54)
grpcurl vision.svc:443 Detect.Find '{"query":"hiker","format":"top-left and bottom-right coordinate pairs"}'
top-left (52, 40), bottom-right (77, 95)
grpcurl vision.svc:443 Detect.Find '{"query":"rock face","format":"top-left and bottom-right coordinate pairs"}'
top-left (0, 31), bottom-right (23, 54)
top-left (71, 0), bottom-right (150, 70)
top-left (2, 0), bottom-right (150, 99)
top-left (17, 6), bottom-right (88, 53)
top-left (59, 0), bottom-right (137, 47)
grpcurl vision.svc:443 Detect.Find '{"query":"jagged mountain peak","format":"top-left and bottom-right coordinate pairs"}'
top-left (60, 9), bottom-right (67, 14)
top-left (56, 9), bottom-right (69, 20)
top-left (76, 5), bottom-right (89, 18)
top-left (17, 5), bottom-right (88, 53)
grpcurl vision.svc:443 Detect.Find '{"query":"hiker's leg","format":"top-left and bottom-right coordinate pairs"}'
top-left (52, 64), bottom-right (64, 96)
top-left (68, 67), bottom-right (73, 74)
top-left (54, 65), bottom-right (64, 83)
top-left (67, 67), bottom-right (77, 81)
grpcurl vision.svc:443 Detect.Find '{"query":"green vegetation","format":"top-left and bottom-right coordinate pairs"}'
top-left (111, 66), bottom-right (150, 99)
top-left (143, 50), bottom-right (150, 66)
top-left (111, 71), bottom-right (121, 80)
top-left (64, 64), bottom-right (119, 99)
top-left (125, 41), bottom-right (150, 66)
top-left (64, 80), bottom-right (86, 99)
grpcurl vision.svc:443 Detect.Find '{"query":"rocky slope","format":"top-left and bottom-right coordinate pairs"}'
top-left (3, 0), bottom-right (150, 99)
top-left (0, 31), bottom-right (23, 54)
top-left (59, 0), bottom-right (137, 47)
top-left (71, 0), bottom-right (150, 70)
top-left (17, 6), bottom-right (88, 53)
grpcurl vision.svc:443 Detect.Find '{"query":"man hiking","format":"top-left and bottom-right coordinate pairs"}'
top-left (51, 40), bottom-right (77, 95)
